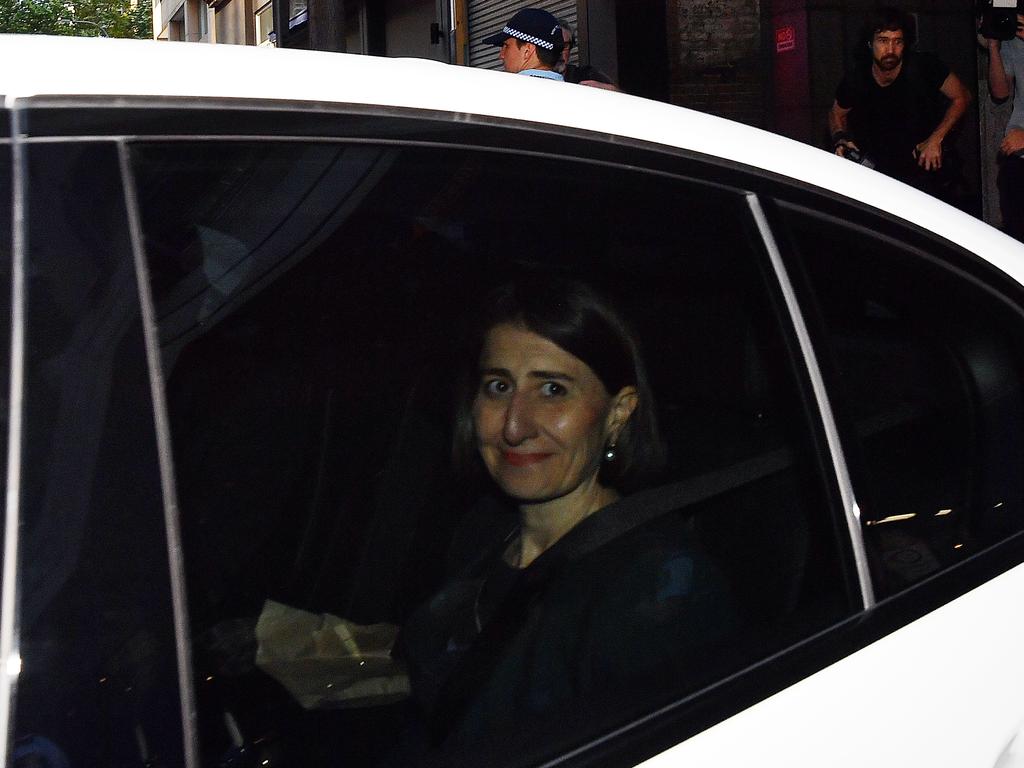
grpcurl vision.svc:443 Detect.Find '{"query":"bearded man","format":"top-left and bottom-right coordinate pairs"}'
top-left (828, 7), bottom-right (972, 200)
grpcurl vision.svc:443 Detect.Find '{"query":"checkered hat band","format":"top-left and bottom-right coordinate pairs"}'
top-left (503, 25), bottom-right (555, 50)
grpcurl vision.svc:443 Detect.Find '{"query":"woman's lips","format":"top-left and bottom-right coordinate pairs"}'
top-left (502, 451), bottom-right (553, 467)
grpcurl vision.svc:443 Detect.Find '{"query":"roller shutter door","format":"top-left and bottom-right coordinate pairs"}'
top-left (468, 0), bottom-right (577, 70)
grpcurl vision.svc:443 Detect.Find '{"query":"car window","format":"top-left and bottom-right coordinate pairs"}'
top-left (129, 139), bottom-right (858, 767)
top-left (778, 204), bottom-right (1024, 598)
top-left (11, 142), bottom-right (185, 767)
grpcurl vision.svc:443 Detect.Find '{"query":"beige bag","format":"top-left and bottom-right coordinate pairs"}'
top-left (254, 599), bottom-right (410, 709)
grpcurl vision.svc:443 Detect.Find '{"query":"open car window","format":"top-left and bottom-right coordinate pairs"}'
top-left (128, 137), bottom-right (859, 766)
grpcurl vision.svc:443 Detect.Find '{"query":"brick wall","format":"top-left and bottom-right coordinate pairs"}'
top-left (666, 0), bottom-right (769, 127)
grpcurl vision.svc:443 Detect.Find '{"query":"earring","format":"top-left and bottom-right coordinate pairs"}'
top-left (604, 443), bottom-right (617, 462)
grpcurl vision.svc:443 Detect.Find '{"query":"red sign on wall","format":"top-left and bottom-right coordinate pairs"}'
top-left (776, 25), bottom-right (796, 53)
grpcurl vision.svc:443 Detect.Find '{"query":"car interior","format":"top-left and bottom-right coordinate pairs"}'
top-left (129, 139), bottom-right (858, 765)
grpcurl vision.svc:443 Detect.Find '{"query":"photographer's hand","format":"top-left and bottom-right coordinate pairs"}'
top-left (915, 137), bottom-right (943, 171)
top-left (834, 139), bottom-right (859, 158)
top-left (912, 72), bottom-right (970, 172)
top-left (1000, 128), bottom-right (1024, 155)
top-left (828, 100), bottom-right (856, 157)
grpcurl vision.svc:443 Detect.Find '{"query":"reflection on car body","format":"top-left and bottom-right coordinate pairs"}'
top-left (1, 33), bottom-right (1024, 768)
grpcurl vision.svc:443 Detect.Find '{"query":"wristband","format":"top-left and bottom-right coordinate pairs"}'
top-left (831, 130), bottom-right (853, 149)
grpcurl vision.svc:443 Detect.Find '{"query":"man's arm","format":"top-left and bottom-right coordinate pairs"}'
top-left (988, 39), bottom-right (1013, 102)
top-left (986, 39), bottom-right (1024, 155)
top-left (579, 79), bottom-right (620, 91)
top-left (915, 72), bottom-right (972, 171)
top-left (828, 100), bottom-right (858, 157)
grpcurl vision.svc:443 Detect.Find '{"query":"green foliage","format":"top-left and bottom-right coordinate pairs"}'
top-left (0, 0), bottom-right (152, 38)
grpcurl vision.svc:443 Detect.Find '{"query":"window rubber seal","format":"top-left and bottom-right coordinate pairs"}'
top-left (117, 141), bottom-right (200, 767)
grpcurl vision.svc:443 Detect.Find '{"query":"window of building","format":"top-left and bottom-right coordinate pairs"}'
top-left (256, 1), bottom-right (274, 46)
top-left (779, 203), bottom-right (1024, 598)
top-left (128, 138), bottom-right (858, 767)
top-left (168, 5), bottom-right (184, 41)
top-left (289, 0), bottom-right (307, 25)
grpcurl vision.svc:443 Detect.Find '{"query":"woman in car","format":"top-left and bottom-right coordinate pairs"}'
top-left (398, 276), bottom-right (737, 759)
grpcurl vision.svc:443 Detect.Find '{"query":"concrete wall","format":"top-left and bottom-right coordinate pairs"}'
top-left (156, 0), bottom-right (186, 37)
top-left (385, 0), bottom-right (445, 60)
top-left (214, 0), bottom-right (256, 44)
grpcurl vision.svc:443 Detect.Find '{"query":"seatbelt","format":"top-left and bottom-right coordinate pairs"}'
top-left (428, 446), bottom-right (794, 742)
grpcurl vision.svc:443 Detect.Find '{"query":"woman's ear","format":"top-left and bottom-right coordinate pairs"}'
top-left (606, 385), bottom-right (639, 441)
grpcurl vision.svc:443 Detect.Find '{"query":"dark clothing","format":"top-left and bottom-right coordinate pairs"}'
top-left (563, 62), bottom-right (615, 86)
top-left (996, 38), bottom-right (1024, 241)
top-left (835, 51), bottom-right (954, 191)
top-left (397, 498), bottom-right (737, 761)
top-left (999, 152), bottom-right (1024, 242)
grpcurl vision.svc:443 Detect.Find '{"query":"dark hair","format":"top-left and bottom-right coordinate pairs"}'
top-left (556, 16), bottom-right (575, 47)
top-left (864, 6), bottom-right (916, 46)
top-left (453, 277), bottom-right (664, 492)
top-left (516, 37), bottom-right (563, 68)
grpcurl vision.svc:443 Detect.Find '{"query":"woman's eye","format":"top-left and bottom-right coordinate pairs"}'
top-left (483, 379), bottom-right (510, 396)
top-left (540, 382), bottom-right (567, 397)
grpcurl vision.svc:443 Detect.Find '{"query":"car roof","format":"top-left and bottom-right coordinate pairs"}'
top-left (3, 33), bottom-right (1023, 283)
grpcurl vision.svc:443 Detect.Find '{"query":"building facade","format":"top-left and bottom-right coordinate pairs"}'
top-left (151, 0), bottom-right (986, 217)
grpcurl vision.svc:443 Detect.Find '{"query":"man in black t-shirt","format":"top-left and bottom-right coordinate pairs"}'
top-left (828, 7), bottom-right (971, 199)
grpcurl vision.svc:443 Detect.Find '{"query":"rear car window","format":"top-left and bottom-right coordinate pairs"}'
top-left (780, 204), bottom-right (1024, 598)
top-left (129, 139), bottom-right (858, 766)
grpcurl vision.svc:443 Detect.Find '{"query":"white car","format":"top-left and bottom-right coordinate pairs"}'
top-left (1, 34), bottom-right (1023, 768)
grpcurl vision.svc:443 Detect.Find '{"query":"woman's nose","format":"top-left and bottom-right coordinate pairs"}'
top-left (502, 393), bottom-right (536, 445)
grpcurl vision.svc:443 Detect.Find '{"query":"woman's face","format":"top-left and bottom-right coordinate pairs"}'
top-left (472, 323), bottom-right (636, 504)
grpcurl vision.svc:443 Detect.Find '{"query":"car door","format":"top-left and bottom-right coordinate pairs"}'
top-left (640, 188), bottom-right (1024, 767)
top-left (7, 92), bottom-right (1024, 768)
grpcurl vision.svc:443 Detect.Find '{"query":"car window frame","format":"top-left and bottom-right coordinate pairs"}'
top-left (0, 122), bottom-right (20, 764)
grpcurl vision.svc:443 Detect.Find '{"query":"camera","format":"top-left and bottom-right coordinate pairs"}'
top-left (844, 147), bottom-right (876, 169)
top-left (978, 0), bottom-right (1021, 41)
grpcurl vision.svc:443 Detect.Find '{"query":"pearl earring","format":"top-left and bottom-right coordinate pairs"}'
top-left (604, 443), bottom-right (617, 462)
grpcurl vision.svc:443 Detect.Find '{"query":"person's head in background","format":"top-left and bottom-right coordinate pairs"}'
top-left (483, 8), bottom-right (564, 74)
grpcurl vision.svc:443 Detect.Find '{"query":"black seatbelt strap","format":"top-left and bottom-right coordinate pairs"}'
top-left (428, 446), bottom-right (793, 742)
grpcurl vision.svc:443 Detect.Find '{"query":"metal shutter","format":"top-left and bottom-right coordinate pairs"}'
top-left (468, 0), bottom-right (577, 70)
